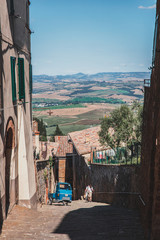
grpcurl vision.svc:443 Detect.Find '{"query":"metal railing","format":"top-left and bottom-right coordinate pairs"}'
top-left (92, 145), bottom-right (141, 165)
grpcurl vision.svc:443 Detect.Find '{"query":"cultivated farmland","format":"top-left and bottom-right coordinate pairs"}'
top-left (32, 72), bottom-right (148, 135)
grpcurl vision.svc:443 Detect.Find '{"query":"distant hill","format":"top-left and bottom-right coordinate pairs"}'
top-left (33, 72), bottom-right (150, 83)
top-left (33, 72), bottom-right (150, 105)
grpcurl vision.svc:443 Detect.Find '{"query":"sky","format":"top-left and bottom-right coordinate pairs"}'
top-left (30, 0), bottom-right (156, 75)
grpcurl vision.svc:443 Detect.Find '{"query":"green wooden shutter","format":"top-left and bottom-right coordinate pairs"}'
top-left (10, 57), bottom-right (17, 102)
top-left (29, 64), bottom-right (32, 94)
top-left (18, 58), bottom-right (25, 100)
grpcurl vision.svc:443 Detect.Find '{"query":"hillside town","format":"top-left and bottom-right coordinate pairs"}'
top-left (0, 0), bottom-right (160, 240)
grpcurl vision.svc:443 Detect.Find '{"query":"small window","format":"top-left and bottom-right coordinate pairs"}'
top-left (152, 15), bottom-right (159, 67)
top-left (18, 58), bottom-right (25, 100)
top-left (10, 0), bottom-right (14, 15)
top-left (10, 57), bottom-right (17, 102)
top-left (59, 184), bottom-right (71, 190)
top-left (29, 64), bottom-right (32, 94)
top-left (59, 184), bottom-right (66, 189)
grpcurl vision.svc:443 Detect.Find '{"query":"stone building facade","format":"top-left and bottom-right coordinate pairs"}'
top-left (141, 1), bottom-right (160, 239)
top-left (0, 0), bottom-right (37, 226)
top-left (33, 130), bottom-right (73, 203)
top-left (55, 136), bottom-right (73, 183)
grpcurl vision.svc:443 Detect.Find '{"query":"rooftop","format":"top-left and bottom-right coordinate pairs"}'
top-left (68, 126), bottom-right (109, 155)
top-left (55, 136), bottom-right (73, 157)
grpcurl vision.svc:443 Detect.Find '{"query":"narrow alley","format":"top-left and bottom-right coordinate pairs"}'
top-left (0, 200), bottom-right (145, 240)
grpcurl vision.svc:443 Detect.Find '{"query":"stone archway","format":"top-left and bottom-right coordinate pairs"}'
top-left (5, 118), bottom-right (16, 217)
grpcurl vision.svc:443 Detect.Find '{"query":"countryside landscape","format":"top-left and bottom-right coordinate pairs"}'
top-left (33, 72), bottom-right (149, 136)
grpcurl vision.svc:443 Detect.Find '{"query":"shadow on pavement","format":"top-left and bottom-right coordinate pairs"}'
top-left (53, 205), bottom-right (145, 240)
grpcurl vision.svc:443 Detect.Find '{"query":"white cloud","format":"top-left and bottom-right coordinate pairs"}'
top-left (138, 4), bottom-right (156, 9)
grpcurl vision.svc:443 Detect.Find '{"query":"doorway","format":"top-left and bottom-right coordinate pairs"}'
top-left (5, 118), bottom-right (16, 217)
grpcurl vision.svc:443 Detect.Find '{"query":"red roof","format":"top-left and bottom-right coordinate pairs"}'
top-left (68, 126), bottom-right (107, 155)
top-left (55, 136), bottom-right (73, 157)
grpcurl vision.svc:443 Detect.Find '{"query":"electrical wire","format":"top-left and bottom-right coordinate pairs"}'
top-left (0, 101), bottom-right (31, 111)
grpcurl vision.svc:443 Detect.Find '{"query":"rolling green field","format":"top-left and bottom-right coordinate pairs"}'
top-left (33, 108), bottom-right (110, 136)
top-left (33, 72), bottom-right (147, 136)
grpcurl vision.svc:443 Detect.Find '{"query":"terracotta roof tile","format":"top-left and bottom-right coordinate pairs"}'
top-left (68, 126), bottom-right (108, 155)
top-left (55, 136), bottom-right (73, 157)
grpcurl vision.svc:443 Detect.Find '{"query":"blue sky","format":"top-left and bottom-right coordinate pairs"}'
top-left (30, 0), bottom-right (156, 75)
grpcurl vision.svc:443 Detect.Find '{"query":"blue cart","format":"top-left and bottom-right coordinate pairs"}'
top-left (48, 182), bottom-right (72, 205)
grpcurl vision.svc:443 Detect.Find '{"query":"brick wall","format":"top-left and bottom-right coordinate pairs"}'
top-left (91, 164), bottom-right (141, 208)
top-left (36, 161), bottom-right (56, 204)
top-left (72, 150), bottom-right (140, 208)
top-left (72, 154), bottom-right (91, 200)
top-left (54, 136), bottom-right (73, 183)
top-left (140, 2), bottom-right (160, 239)
top-left (59, 158), bottom-right (66, 182)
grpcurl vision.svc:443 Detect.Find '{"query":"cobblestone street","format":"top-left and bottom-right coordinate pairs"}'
top-left (0, 200), bottom-right (145, 240)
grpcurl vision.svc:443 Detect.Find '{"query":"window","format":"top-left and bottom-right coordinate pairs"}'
top-left (59, 184), bottom-right (71, 190)
top-left (10, 0), bottom-right (14, 15)
top-left (152, 15), bottom-right (159, 67)
top-left (10, 57), bottom-right (16, 102)
top-left (29, 64), bottom-right (32, 94)
top-left (18, 58), bottom-right (25, 100)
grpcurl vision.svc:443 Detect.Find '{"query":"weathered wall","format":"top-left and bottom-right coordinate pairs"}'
top-left (65, 155), bottom-right (73, 188)
top-left (72, 153), bottom-right (91, 200)
top-left (59, 158), bottom-right (66, 183)
top-left (36, 160), bottom-right (56, 204)
top-left (72, 151), bottom-right (140, 208)
top-left (36, 161), bottom-right (48, 204)
top-left (140, 2), bottom-right (160, 240)
top-left (91, 164), bottom-right (140, 208)
top-left (0, 0), bottom-right (36, 225)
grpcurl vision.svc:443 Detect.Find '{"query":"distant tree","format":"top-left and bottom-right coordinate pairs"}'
top-left (99, 104), bottom-right (143, 149)
top-left (99, 105), bottom-right (134, 149)
top-left (50, 125), bottom-right (64, 142)
top-left (131, 101), bottom-right (143, 145)
top-left (131, 100), bottom-right (141, 111)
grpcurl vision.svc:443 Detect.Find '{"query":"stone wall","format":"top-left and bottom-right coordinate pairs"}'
top-left (36, 161), bottom-right (48, 203)
top-left (91, 164), bottom-right (141, 208)
top-left (72, 154), bottom-right (91, 200)
top-left (36, 160), bottom-right (56, 204)
top-left (73, 154), bottom-right (140, 208)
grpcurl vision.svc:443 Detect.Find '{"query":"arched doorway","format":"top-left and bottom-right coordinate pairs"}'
top-left (5, 118), bottom-right (15, 217)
